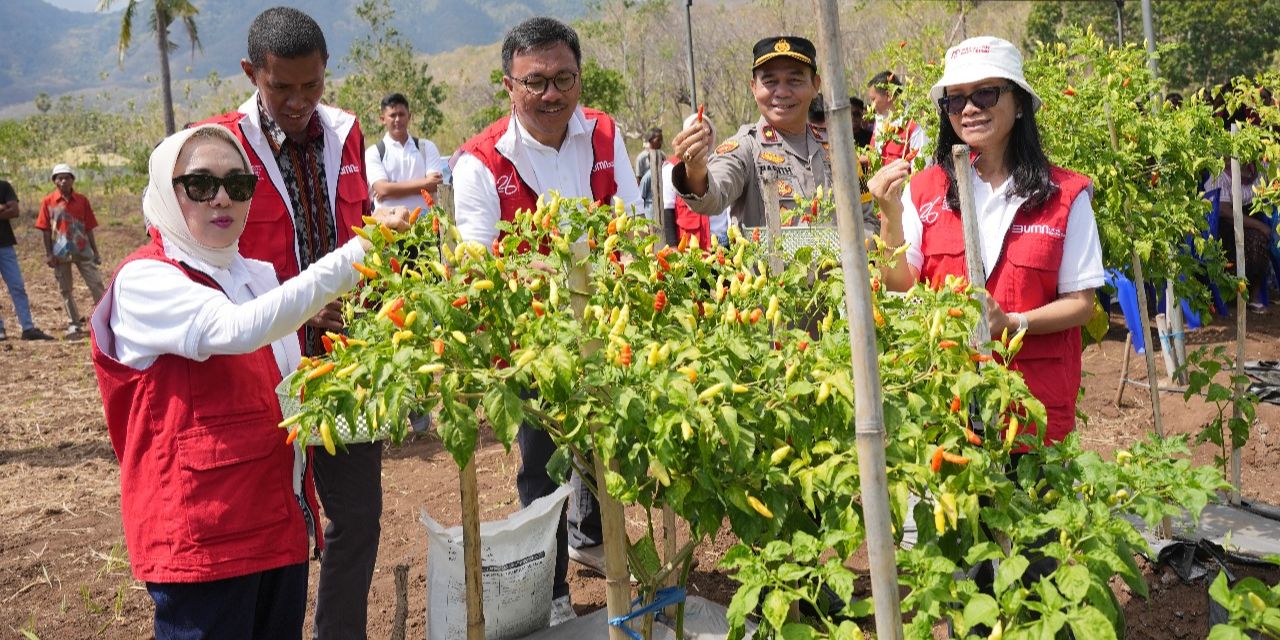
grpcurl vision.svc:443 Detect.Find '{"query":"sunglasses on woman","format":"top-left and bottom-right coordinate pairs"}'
top-left (938, 84), bottom-right (1015, 116)
top-left (172, 173), bottom-right (259, 202)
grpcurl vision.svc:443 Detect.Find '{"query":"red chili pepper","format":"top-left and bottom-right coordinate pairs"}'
top-left (531, 300), bottom-right (546, 317)
top-left (717, 250), bottom-right (726, 265)
top-left (386, 298), bottom-right (405, 315)
top-left (899, 40), bottom-right (907, 48)
top-left (285, 426), bottom-right (300, 445)
top-left (1063, 86), bottom-right (1077, 97)
top-left (697, 103), bottom-right (705, 123)
top-left (797, 341), bottom-right (809, 352)
top-left (492, 236), bottom-right (502, 256)
top-left (964, 427), bottom-right (983, 446)
top-left (409, 207), bottom-right (422, 224)
top-left (749, 308), bottom-right (762, 324)
top-left (618, 343), bottom-right (632, 366)
top-left (654, 290), bottom-right (668, 312)
top-left (950, 395), bottom-right (962, 413)
top-left (432, 215), bottom-right (440, 234)
top-left (657, 254), bottom-right (671, 272)
top-left (970, 353), bottom-right (993, 363)
top-left (931, 447), bottom-right (945, 473)
top-left (390, 258), bottom-right (402, 274)
top-left (810, 196), bottom-right (820, 217)
top-left (388, 308), bottom-right (406, 329)
top-left (451, 296), bottom-right (469, 309)
top-left (870, 277), bottom-right (880, 292)
top-left (947, 307), bottom-right (964, 318)
top-left (421, 188), bottom-right (435, 207)
top-left (752, 228), bottom-right (761, 243)
top-left (938, 340), bottom-right (959, 350)
top-left (1121, 77), bottom-right (1131, 88)
top-left (321, 335), bottom-right (335, 353)
top-left (338, 334), bottom-right (349, 347)
top-left (433, 338), bottom-right (445, 356)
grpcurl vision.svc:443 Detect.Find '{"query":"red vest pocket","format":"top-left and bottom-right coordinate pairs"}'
top-left (177, 417), bottom-right (291, 543)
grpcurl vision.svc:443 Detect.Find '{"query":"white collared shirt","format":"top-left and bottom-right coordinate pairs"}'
top-left (900, 167), bottom-right (1104, 294)
top-left (365, 134), bottom-right (449, 210)
top-left (93, 238), bottom-right (366, 373)
top-left (452, 108), bottom-right (642, 246)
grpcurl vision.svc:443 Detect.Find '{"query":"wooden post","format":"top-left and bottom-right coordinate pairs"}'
top-left (816, 3), bottom-right (904, 638)
top-left (460, 458), bottom-right (485, 639)
top-left (662, 505), bottom-right (678, 619)
top-left (650, 148), bottom-right (668, 248)
top-left (949, 145), bottom-right (991, 348)
top-left (1229, 127), bottom-right (1246, 504)
top-left (1114, 333), bottom-right (1133, 406)
top-left (568, 241), bottom-right (632, 639)
top-left (391, 563), bottom-right (409, 640)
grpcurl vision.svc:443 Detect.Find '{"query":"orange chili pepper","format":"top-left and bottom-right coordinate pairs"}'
top-left (421, 188), bottom-right (435, 207)
top-left (964, 427), bottom-right (983, 446)
top-left (938, 340), bottom-right (959, 350)
top-left (930, 447), bottom-right (945, 473)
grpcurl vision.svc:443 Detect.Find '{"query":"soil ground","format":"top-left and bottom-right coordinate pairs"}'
top-left (3, 201), bottom-right (1279, 639)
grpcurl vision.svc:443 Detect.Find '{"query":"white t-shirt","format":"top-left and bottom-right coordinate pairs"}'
top-left (365, 134), bottom-right (449, 210)
top-left (452, 108), bottom-right (642, 246)
top-left (899, 168), bottom-right (1104, 294)
top-left (93, 238), bottom-right (366, 373)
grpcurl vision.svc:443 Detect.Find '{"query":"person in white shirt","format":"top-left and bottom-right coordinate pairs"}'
top-left (365, 93), bottom-right (448, 210)
top-left (450, 16), bottom-right (640, 624)
top-left (869, 36), bottom-right (1102, 447)
top-left (89, 124), bottom-right (408, 640)
top-left (868, 70), bottom-right (928, 165)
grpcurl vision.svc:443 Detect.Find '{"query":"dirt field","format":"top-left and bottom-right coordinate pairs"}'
top-left (3, 201), bottom-right (1279, 638)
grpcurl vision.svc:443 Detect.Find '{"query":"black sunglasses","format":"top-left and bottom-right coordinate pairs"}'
top-left (938, 84), bottom-right (1015, 116)
top-left (509, 71), bottom-right (579, 96)
top-left (172, 173), bottom-right (258, 202)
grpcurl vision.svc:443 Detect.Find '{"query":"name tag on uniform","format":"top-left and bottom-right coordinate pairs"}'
top-left (759, 151), bottom-right (786, 164)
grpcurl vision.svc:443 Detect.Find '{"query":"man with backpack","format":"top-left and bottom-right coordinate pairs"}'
top-left (366, 93), bottom-right (449, 210)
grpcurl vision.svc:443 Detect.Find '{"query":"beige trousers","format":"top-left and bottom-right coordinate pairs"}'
top-left (52, 259), bottom-right (105, 328)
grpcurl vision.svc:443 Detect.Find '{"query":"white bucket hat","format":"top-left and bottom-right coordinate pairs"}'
top-left (929, 36), bottom-right (1042, 112)
top-left (51, 163), bottom-right (75, 179)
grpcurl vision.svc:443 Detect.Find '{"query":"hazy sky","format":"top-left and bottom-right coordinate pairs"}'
top-left (44, 0), bottom-right (102, 12)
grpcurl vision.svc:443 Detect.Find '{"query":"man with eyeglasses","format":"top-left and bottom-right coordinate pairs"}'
top-left (199, 7), bottom-right (382, 639)
top-left (452, 15), bottom-right (641, 624)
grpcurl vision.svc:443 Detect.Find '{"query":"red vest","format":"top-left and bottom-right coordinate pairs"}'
top-left (199, 106), bottom-right (367, 284)
top-left (90, 236), bottom-right (313, 583)
top-left (911, 165), bottom-right (1091, 443)
top-left (668, 154), bottom-right (711, 248)
top-left (873, 119), bottom-right (920, 164)
top-left (459, 109), bottom-right (619, 240)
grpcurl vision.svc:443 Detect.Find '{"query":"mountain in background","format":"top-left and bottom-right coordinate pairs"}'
top-left (0, 0), bottom-right (586, 109)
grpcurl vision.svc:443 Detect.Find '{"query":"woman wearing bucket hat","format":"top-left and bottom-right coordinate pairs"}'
top-left (869, 36), bottom-right (1104, 445)
top-left (88, 125), bottom-right (409, 640)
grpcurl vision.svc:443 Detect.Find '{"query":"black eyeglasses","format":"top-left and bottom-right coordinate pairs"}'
top-left (938, 84), bottom-right (1015, 116)
top-left (510, 71), bottom-right (579, 96)
top-left (172, 173), bottom-right (258, 202)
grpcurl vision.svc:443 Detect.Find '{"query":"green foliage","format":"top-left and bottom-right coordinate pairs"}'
top-left (1179, 346), bottom-right (1258, 472)
top-left (1207, 567), bottom-right (1280, 639)
top-left (332, 0), bottom-right (447, 139)
top-left (581, 59), bottom-right (626, 116)
top-left (1025, 0), bottom-right (1280, 92)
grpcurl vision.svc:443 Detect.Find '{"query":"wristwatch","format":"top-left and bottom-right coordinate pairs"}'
top-left (1011, 312), bottom-right (1029, 334)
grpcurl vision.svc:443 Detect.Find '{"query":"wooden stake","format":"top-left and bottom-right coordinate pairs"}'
top-left (391, 563), bottom-right (409, 640)
top-left (816, 2), bottom-right (903, 638)
top-left (460, 458), bottom-right (485, 640)
top-left (568, 242), bottom-right (632, 639)
top-left (1115, 333), bottom-right (1133, 406)
top-left (650, 148), bottom-right (668, 248)
top-left (1229, 127), bottom-right (1246, 504)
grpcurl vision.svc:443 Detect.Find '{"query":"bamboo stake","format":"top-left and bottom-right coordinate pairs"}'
top-left (816, 2), bottom-right (903, 638)
top-left (391, 563), bottom-right (409, 640)
top-left (460, 457), bottom-right (485, 640)
top-left (1104, 102), bottom-right (1165, 438)
top-left (1114, 333), bottom-right (1133, 406)
top-left (568, 241), bottom-right (632, 639)
top-left (1229, 127), bottom-right (1246, 504)
top-left (662, 505), bottom-right (678, 620)
top-left (949, 145), bottom-right (991, 348)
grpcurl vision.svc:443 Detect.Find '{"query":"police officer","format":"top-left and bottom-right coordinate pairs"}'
top-left (671, 36), bottom-right (877, 235)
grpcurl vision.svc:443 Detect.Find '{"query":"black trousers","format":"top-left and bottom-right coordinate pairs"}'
top-left (312, 441), bottom-right (383, 639)
top-left (148, 562), bottom-right (309, 640)
top-left (516, 422), bottom-right (602, 599)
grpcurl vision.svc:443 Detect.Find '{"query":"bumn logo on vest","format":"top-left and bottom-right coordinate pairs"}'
top-left (339, 163), bottom-right (361, 176)
top-left (592, 159), bottom-right (613, 174)
top-left (1010, 223), bottom-right (1066, 239)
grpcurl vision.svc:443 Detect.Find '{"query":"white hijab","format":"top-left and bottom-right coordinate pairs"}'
top-left (144, 125), bottom-right (254, 269)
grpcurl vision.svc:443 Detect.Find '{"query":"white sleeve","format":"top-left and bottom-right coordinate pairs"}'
top-left (1057, 189), bottom-right (1105, 293)
top-left (612, 133), bottom-right (644, 214)
top-left (661, 162), bottom-right (676, 208)
top-left (452, 153), bottom-right (502, 246)
top-left (900, 181), bottom-right (924, 271)
top-left (110, 240), bottom-right (366, 369)
top-left (365, 145), bottom-right (389, 196)
top-left (421, 140), bottom-right (449, 174)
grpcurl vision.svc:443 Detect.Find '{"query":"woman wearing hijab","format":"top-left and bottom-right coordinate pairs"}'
top-left (89, 125), bottom-right (408, 639)
top-left (869, 37), bottom-right (1104, 445)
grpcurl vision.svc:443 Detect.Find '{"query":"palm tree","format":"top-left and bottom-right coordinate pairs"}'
top-left (98, 0), bottom-right (201, 136)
